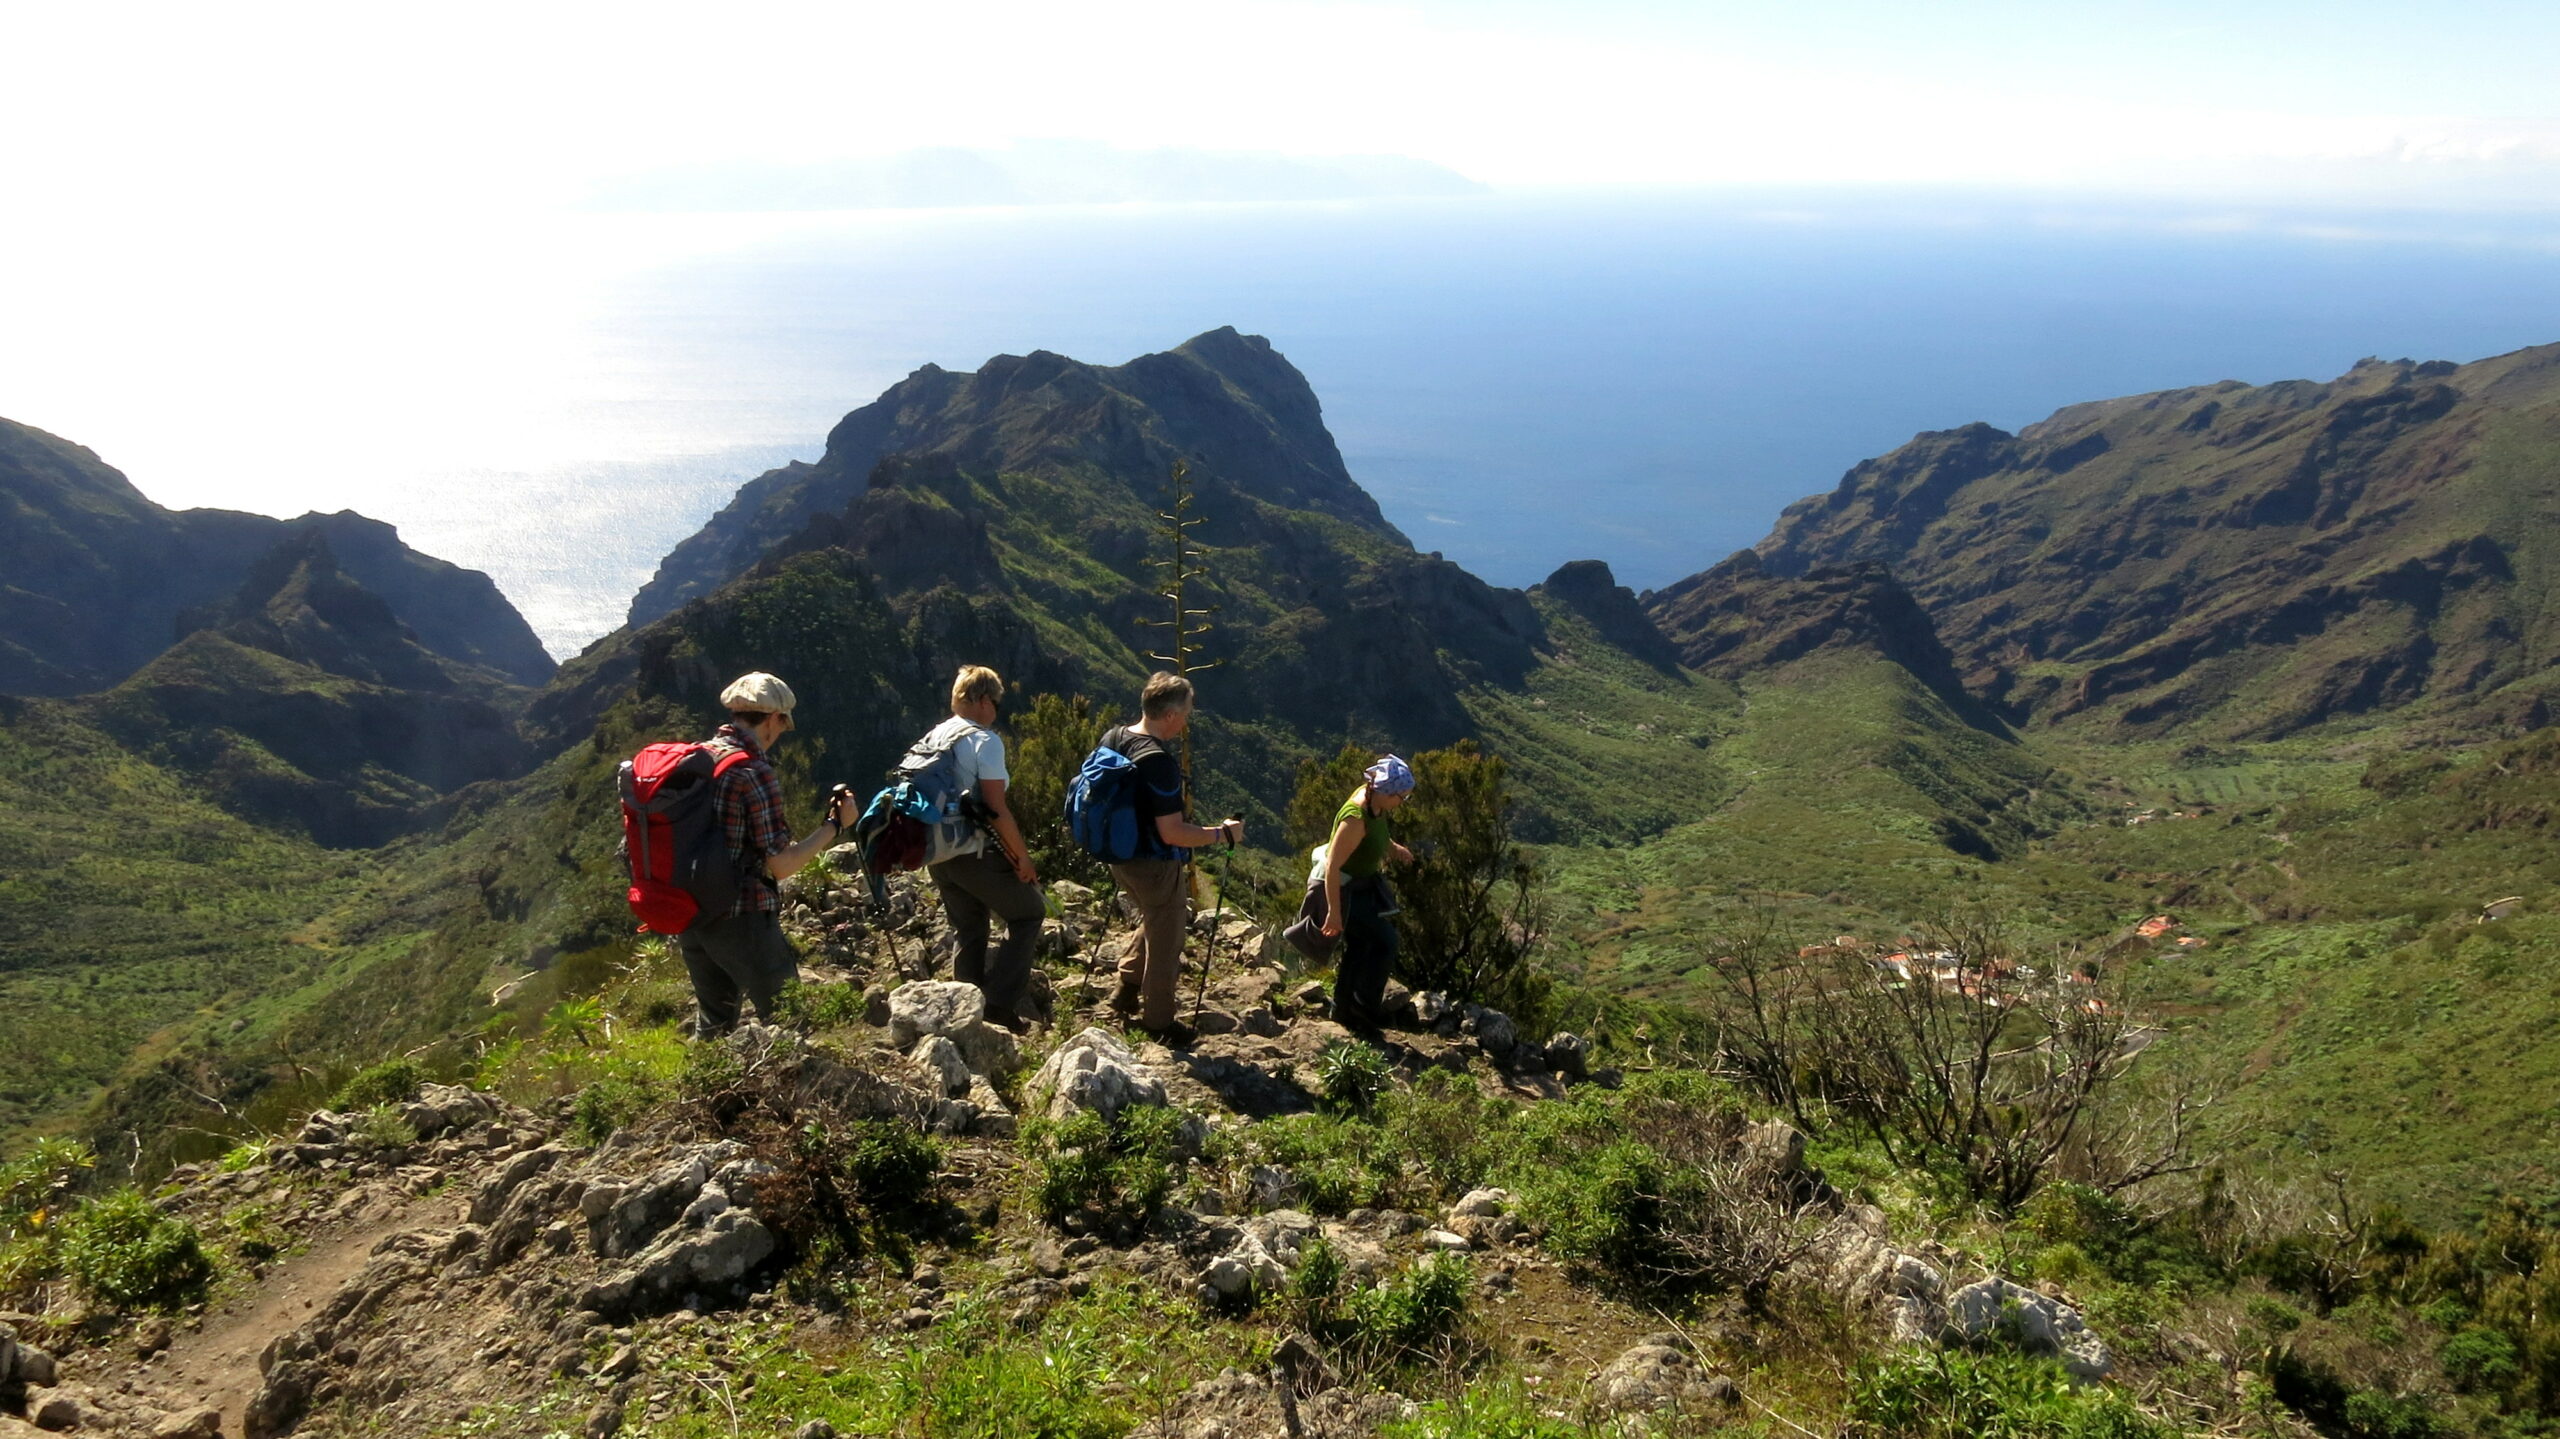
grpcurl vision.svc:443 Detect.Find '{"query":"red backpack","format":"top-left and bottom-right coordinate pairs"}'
top-left (617, 741), bottom-right (759, 934)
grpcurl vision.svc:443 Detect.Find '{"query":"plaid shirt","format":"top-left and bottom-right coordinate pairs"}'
top-left (707, 724), bottom-right (790, 916)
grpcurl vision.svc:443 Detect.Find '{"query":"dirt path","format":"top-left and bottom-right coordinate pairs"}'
top-left (146, 1192), bottom-right (462, 1435)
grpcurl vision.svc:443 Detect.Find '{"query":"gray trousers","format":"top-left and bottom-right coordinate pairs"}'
top-left (677, 908), bottom-right (800, 1037)
top-left (930, 850), bottom-right (1045, 1024)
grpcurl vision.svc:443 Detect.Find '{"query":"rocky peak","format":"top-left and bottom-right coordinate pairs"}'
top-left (1647, 552), bottom-right (1986, 725)
top-left (1533, 559), bottom-right (1682, 671)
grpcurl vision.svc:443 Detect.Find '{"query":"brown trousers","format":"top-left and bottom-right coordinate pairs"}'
top-left (1110, 857), bottom-right (1189, 1028)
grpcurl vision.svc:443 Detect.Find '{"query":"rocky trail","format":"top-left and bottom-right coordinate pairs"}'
top-left (0, 871), bottom-right (2122, 1438)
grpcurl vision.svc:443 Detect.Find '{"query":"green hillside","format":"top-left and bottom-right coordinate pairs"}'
top-left (1754, 345), bottom-right (2560, 740)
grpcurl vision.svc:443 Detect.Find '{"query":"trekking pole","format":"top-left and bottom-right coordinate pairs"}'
top-left (1191, 816), bottom-right (1242, 1022)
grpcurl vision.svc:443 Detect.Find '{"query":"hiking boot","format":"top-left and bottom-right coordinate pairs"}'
top-left (1107, 983), bottom-right (1141, 1018)
top-left (1139, 1019), bottom-right (1197, 1049)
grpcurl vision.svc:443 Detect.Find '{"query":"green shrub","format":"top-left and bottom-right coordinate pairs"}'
top-left (0, 1137), bottom-right (94, 1236)
top-left (1005, 692), bottom-right (1112, 893)
top-left (219, 1203), bottom-right (289, 1264)
top-left (1028, 1105), bottom-right (1189, 1236)
top-left (2245, 1294), bottom-right (2305, 1335)
top-left (1845, 1349), bottom-right (2179, 1439)
top-left (570, 1072), bottom-right (664, 1144)
top-left (329, 1057), bottom-right (424, 1112)
top-left (2339, 1390), bottom-right (2446, 1439)
top-left (1380, 1381), bottom-right (1588, 1439)
top-left (0, 1234), bottom-right (53, 1297)
top-left (1377, 1069), bottom-right (1508, 1198)
top-left (216, 1139), bottom-right (270, 1174)
top-left (776, 980), bottom-right (870, 1032)
top-left (625, 980), bottom-right (696, 1030)
top-left (345, 1105), bottom-right (419, 1155)
top-left (843, 1120), bottom-right (944, 1209)
top-left (58, 1189), bottom-right (213, 1310)
top-left (678, 1036), bottom-right (749, 1104)
top-left (1338, 1253), bottom-right (1475, 1368)
top-left (1248, 1113), bottom-right (1398, 1214)
top-left (2440, 1328), bottom-right (2520, 1394)
top-left (543, 996), bottom-right (606, 1047)
top-left (1314, 1040), bottom-right (1394, 1114)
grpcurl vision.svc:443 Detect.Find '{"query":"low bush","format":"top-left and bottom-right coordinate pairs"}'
top-left (345, 1105), bottom-right (419, 1155)
top-left (1289, 1243), bottom-right (1475, 1372)
top-left (1028, 1106), bottom-right (1190, 1238)
top-left (216, 1139), bottom-right (271, 1174)
top-left (0, 1137), bottom-right (94, 1236)
top-left (1379, 1381), bottom-right (1589, 1439)
top-left (1248, 1114), bottom-right (1400, 1214)
top-left (570, 1071), bottom-right (665, 1145)
top-left (1314, 1040), bottom-right (1394, 1115)
top-left (775, 980), bottom-right (871, 1032)
top-left (1377, 1069), bottom-right (1508, 1198)
top-left (1496, 1072), bottom-right (1807, 1304)
top-left (329, 1057), bottom-right (424, 1112)
top-left (58, 1188), bottom-right (213, 1310)
top-left (1844, 1349), bottom-right (2180, 1439)
top-left (842, 1119), bottom-right (944, 1210)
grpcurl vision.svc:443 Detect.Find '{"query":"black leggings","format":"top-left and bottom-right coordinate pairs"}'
top-left (1331, 877), bottom-right (1398, 1024)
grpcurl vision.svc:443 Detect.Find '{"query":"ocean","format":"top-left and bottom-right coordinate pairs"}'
top-left (42, 189), bottom-right (2560, 657)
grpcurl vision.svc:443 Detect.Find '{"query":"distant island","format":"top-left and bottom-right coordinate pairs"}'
top-left (583, 139), bottom-right (1487, 211)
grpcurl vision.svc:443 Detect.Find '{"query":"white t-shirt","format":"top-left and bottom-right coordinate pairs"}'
top-left (918, 715), bottom-right (1007, 858)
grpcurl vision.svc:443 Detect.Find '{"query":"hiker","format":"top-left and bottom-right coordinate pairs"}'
top-left (683, 672), bottom-right (853, 1038)
top-left (918, 665), bottom-right (1044, 1032)
top-left (1101, 672), bottom-right (1244, 1040)
top-left (1319, 754), bottom-right (1416, 1030)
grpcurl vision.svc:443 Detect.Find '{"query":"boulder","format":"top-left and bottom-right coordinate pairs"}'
top-left (1248, 1165), bottom-right (1302, 1212)
top-left (1460, 1004), bottom-right (1518, 1058)
top-left (1024, 1028), bottom-right (1165, 1124)
top-left (586, 1142), bottom-right (744, 1258)
top-left (886, 982), bottom-right (986, 1046)
top-left (1448, 1187), bottom-right (1513, 1220)
top-left (948, 1020), bottom-right (1021, 1079)
top-left (1743, 1119), bottom-right (1807, 1178)
top-left (31, 1391), bottom-right (94, 1432)
top-left (400, 1083), bottom-right (499, 1138)
top-left (469, 1143), bottom-right (567, 1224)
top-left (1944, 1278), bottom-right (2112, 1381)
top-left (1199, 1211), bottom-right (1319, 1301)
top-left (908, 1036), bottom-right (972, 1099)
top-left (1592, 1341), bottom-right (1729, 1414)
top-left (0, 1326), bottom-right (57, 1388)
top-left (582, 1208), bottom-right (777, 1319)
top-left (966, 1078), bottom-right (1018, 1140)
top-left (150, 1409), bottom-right (222, 1439)
top-left (1542, 1031), bottom-right (1589, 1077)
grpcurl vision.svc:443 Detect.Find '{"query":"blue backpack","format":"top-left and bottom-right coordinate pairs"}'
top-left (873, 724), bottom-right (983, 869)
top-left (1066, 732), bottom-right (1187, 865)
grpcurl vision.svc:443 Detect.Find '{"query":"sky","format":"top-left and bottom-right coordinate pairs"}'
top-left (9, 0), bottom-right (2559, 215)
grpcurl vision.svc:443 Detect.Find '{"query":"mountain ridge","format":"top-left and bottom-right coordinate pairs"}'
top-left (1741, 343), bottom-right (2560, 738)
top-left (0, 416), bottom-right (556, 695)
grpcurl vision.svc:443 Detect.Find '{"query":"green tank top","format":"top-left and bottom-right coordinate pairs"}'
top-left (1333, 795), bottom-right (1393, 877)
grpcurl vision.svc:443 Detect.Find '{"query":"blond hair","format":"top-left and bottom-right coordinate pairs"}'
top-left (951, 665), bottom-right (1005, 711)
top-left (1139, 671), bottom-right (1194, 721)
